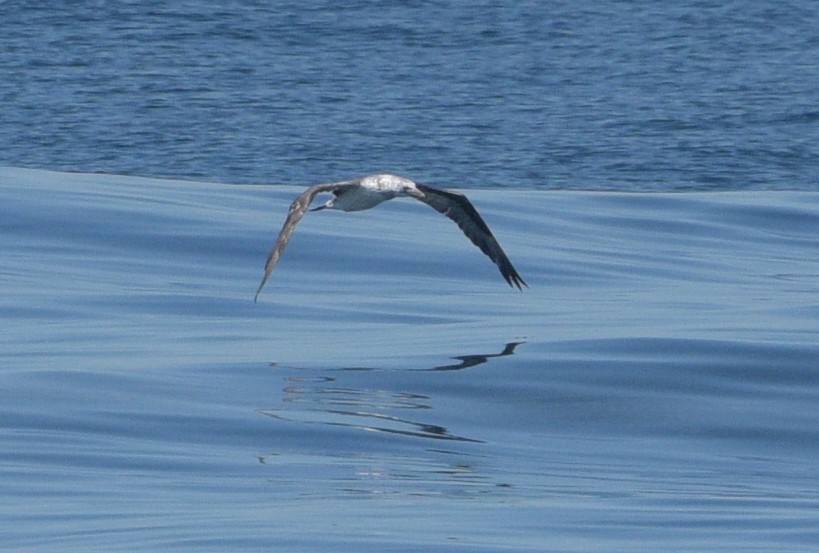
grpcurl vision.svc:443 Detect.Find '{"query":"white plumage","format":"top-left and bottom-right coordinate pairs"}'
top-left (254, 173), bottom-right (526, 301)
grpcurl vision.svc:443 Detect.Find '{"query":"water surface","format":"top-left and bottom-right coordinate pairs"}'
top-left (2, 167), bottom-right (818, 551)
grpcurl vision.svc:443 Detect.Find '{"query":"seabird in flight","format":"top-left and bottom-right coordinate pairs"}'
top-left (254, 173), bottom-right (526, 301)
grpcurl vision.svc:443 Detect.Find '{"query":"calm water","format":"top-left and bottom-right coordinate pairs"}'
top-left (2, 1), bottom-right (819, 551)
top-left (2, 167), bottom-right (818, 551)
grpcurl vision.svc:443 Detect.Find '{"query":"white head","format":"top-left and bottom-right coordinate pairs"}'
top-left (400, 181), bottom-right (425, 199)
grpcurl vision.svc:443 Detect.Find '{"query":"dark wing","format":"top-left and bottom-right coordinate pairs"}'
top-left (254, 180), bottom-right (359, 301)
top-left (415, 184), bottom-right (527, 290)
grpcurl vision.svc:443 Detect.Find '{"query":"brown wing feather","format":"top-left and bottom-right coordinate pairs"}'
top-left (254, 180), bottom-right (358, 301)
top-left (415, 184), bottom-right (527, 289)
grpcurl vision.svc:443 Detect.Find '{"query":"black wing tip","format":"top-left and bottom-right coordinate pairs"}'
top-left (501, 267), bottom-right (528, 290)
top-left (508, 276), bottom-right (528, 291)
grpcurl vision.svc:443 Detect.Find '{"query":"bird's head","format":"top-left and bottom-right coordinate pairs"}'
top-left (402, 183), bottom-right (425, 199)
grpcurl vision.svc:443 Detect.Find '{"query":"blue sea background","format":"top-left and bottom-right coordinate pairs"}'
top-left (2, 2), bottom-right (819, 552)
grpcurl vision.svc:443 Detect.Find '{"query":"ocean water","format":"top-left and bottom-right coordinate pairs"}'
top-left (2, 167), bottom-right (818, 551)
top-left (2, 1), bottom-right (818, 190)
top-left (2, 1), bottom-right (819, 551)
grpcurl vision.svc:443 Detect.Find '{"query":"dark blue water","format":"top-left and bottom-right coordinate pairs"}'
top-left (2, 1), bottom-right (818, 189)
top-left (2, 2), bottom-right (819, 552)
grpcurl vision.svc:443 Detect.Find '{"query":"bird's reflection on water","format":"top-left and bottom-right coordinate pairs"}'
top-left (423, 340), bottom-right (524, 372)
top-left (256, 341), bottom-right (523, 495)
top-left (260, 341), bottom-right (522, 440)
top-left (322, 340), bottom-right (525, 373)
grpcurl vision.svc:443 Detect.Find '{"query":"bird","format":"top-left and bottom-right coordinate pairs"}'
top-left (254, 173), bottom-right (526, 301)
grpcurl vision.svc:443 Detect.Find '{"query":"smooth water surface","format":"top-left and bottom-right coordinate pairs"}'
top-left (1, 167), bottom-right (818, 551)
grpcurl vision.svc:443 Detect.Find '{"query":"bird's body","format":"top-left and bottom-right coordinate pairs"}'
top-left (254, 173), bottom-right (526, 301)
top-left (314, 174), bottom-right (416, 211)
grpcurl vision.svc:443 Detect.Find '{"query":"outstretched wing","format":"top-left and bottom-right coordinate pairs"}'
top-left (254, 180), bottom-right (359, 301)
top-left (414, 184), bottom-right (527, 289)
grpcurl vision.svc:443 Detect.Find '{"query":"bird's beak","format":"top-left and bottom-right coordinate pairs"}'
top-left (407, 188), bottom-right (425, 199)
top-left (310, 204), bottom-right (328, 212)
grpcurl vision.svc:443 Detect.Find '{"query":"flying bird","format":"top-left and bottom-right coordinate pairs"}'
top-left (254, 174), bottom-right (526, 301)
